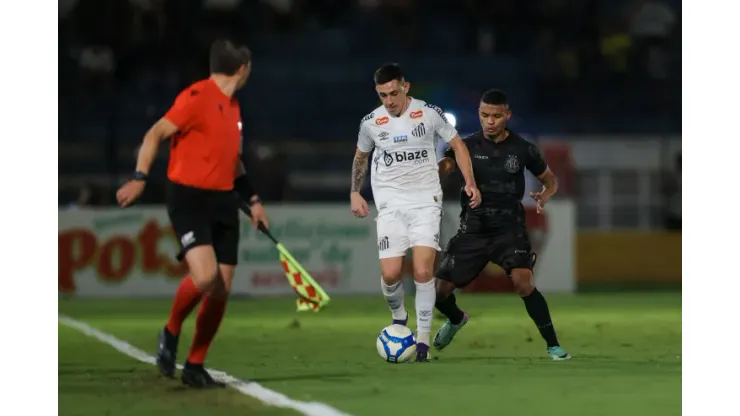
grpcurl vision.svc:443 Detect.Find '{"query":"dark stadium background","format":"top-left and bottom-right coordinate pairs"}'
top-left (59, 0), bottom-right (680, 208)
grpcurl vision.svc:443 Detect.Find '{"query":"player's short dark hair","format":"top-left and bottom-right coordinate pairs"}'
top-left (480, 89), bottom-right (509, 107)
top-left (209, 39), bottom-right (252, 76)
top-left (374, 63), bottom-right (405, 85)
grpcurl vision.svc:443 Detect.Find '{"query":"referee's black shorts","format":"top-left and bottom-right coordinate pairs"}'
top-left (166, 181), bottom-right (240, 266)
top-left (436, 225), bottom-right (537, 288)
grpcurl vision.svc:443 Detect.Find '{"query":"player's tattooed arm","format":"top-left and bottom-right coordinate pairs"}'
top-left (351, 148), bottom-right (370, 193)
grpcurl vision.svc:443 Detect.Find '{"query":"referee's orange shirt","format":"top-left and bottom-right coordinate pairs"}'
top-left (164, 79), bottom-right (242, 191)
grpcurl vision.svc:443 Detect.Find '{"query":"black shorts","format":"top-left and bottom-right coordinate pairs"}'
top-left (166, 181), bottom-right (240, 266)
top-left (436, 226), bottom-right (537, 288)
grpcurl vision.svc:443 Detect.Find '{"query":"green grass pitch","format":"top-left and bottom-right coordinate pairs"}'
top-left (59, 293), bottom-right (681, 416)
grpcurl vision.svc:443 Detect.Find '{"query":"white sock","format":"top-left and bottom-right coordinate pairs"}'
top-left (381, 279), bottom-right (407, 320)
top-left (414, 279), bottom-right (436, 345)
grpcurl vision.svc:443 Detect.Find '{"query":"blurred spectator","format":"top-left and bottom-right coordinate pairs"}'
top-left (244, 144), bottom-right (288, 203)
top-left (662, 151), bottom-right (681, 231)
top-left (59, 0), bottom-right (79, 18)
top-left (462, 0), bottom-right (497, 55)
top-left (204, 0), bottom-right (241, 8)
top-left (302, 0), bottom-right (351, 28)
top-left (78, 45), bottom-right (117, 93)
top-left (598, 18), bottom-right (632, 112)
top-left (378, 0), bottom-right (419, 50)
top-left (260, 0), bottom-right (302, 32)
top-left (58, 0), bottom-right (681, 206)
top-left (600, 19), bottom-right (632, 78)
top-left (129, 0), bottom-right (167, 47)
top-left (628, 0), bottom-right (676, 80)
top-left (67, 183), bottom-right (103, 210)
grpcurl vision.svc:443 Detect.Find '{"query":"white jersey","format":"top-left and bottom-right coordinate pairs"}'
top-left (357, 98), bottom-right (458, 210)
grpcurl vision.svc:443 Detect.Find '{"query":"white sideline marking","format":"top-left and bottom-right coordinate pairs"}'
top-left (59, 315), bottom-right (352, 416)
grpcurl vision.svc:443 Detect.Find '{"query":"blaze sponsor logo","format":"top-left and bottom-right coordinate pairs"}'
top-left (383, 149), bottom-right (431, 166)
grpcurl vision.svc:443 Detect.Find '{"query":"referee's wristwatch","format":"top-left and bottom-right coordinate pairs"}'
top-left (133, 171), bottom-right (148, 182)
top-left (247, 195), bottom-right (262, 206)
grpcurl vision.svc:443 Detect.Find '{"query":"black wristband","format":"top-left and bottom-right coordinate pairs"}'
top-left (133, 171), bottom-right (148, 182)
top-left (233, 174), bottom-right (256, 200)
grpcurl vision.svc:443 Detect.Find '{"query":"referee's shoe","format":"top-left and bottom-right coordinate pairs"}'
top-left (156, 327), bottom-right (178, 378)
top-left (181, 362), bottom-right (226, 389)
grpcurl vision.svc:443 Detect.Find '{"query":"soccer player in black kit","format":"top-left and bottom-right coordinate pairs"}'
top-left (432, 89), bottom-right (570, 360)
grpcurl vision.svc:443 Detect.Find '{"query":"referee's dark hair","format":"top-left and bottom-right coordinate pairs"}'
top-left (481, 89), bottom-right (509, 107)
top-left (209, 39), bottom-right (252, 76)
top-left (374, 63), bottom-right (405, 85)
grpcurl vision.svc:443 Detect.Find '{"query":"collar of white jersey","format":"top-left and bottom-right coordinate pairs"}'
top-left (387, 97), bottom-right (418, 118)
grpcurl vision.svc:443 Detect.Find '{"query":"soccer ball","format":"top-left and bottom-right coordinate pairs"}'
top-left (376, 324), bottom-right (417, 363)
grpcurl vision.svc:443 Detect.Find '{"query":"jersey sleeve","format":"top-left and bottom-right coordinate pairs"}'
top-left (356, 122), bottom-right (375, 153)
top-left (439, 141), bottom-right (454, 160)
top-left (164, 88), bottom-right (203, 133)
top-left (525, 141), bottom-right (548, 177)
top-left (425, 103), bottom-right (458, 143)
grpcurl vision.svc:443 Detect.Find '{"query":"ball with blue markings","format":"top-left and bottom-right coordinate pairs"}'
top-left (376, 324), bottom-right (417, 363)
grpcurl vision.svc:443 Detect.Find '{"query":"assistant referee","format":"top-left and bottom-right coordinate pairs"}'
top-left (116, 39), bottom-right (269, 388)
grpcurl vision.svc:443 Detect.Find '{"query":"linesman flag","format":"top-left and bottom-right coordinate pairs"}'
top-left (238, 197), bottom-right (330, 311)
top-left (279, 247), bottom-right (330, 312)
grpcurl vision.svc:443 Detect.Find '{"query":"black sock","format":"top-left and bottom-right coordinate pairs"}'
top-left (521, 288), bottom-right (560, 347)
top-left (435, 293), bottom-right (465, 325)
top-left (184, 361), bottom-right (204, 371)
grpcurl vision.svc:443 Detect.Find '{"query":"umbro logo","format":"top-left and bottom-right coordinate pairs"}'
top-left (378, 132), bottom-right (389, 141)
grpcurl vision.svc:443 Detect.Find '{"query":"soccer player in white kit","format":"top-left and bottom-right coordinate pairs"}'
top-left (349, 64), bottom-right (481, 361)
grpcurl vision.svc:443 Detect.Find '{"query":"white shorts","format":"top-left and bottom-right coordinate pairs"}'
top-left (375, 204), bottom-right (443, 259)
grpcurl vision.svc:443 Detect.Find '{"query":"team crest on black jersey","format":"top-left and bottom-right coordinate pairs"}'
top-left (504, 155), bottom-right (520, 173)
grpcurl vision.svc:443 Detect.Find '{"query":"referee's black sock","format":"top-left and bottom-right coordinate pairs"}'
top-left (521, 288), bottom-right (560, 347)
top-left (435, 293), bottom-right (465, 325)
